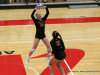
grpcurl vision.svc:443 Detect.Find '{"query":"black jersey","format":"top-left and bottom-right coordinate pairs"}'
top-left (50, 38), bottom-right (66, 60)
top-left (31, 7), bottom-right (49, 38)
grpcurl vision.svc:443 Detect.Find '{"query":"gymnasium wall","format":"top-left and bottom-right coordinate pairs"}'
top-left (10, 0), bottom-right (96, 2)
top-left (67, 0), bottom-right (95, 1)
top-left (0, 0), bottom-right (99, 9)
top-left (8, 0), bottom-right (62, 2)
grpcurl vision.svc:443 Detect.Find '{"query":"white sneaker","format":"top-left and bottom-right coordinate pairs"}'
top-left (26, 59), bottom-right (29, 66)
top-left (47, 56), bottom-right (51, 61)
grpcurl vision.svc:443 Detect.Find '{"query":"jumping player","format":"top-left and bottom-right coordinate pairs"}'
top-left (46, 31), bottom-right (66, 75)
top-left (26, 6), bottom-right (51, 65)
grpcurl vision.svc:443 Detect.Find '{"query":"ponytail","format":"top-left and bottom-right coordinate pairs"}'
top-left (58, 33), bottom-right (62, 39)
top-left (52, 31), bottom-right (62, 39)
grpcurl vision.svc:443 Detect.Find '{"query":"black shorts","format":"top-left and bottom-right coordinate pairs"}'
top-left (55, 52), bottom-right (66, 60)
top-left (35, 33), bottom-right (46, 39)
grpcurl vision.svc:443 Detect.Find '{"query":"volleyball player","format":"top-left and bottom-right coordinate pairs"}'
top-left (46, 31), bottom-right (66, 75)
top-left (26, 6), bottom-right (51, 65)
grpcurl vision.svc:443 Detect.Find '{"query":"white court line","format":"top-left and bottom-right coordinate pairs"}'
top-left (0, 38), bottom-right (100, 44)
top-left (0, 12), bottom-right (31, 15)
top-left (47, 31), bottom-right (74, 75)
top-left (0, 41), bottom-right (42, 44)
top-left (24, 65), bottom-right (39, 75)
top-left (64, 60), bottom-right (74, 75)
top-left (47, 31), bottom-right (52, 39)
top-left (63, 38), bottom-right (100, 41)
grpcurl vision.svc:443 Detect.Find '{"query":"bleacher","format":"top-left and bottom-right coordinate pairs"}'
top-left (0, 0), bottom-right (99, 9)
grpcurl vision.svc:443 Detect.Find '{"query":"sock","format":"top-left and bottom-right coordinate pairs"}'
top-left (62, 74), bottom-right (65, 75)
top-left (47, 56), bottom-right (51, 61)
top-left (47, 56), bottom-right (51, 66)
top-left (27, 55), bottom-right (30, 60)
top-left (50, 73), bottom-right (54, 75)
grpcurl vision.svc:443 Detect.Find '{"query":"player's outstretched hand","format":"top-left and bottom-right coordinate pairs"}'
top-left (35, 6), bottom-right (38, 10)
top-left (46, 54), bottom-right (50, 57)
top-left (42, 6), bottom-right (46, 9)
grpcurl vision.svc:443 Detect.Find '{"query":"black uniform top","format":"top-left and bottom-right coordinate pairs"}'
top-left (50, 38), bottom-right (65, 56)
top-left (31, 7), bottom-right (49, 36)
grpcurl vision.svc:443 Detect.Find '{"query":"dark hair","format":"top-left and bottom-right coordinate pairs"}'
top-left (52, 31), bottom-right (62, 39)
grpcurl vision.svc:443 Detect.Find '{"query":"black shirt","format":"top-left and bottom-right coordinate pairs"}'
top-left (31, 7), bottom-right (49, 36)
top-left (50, 38), bottom-right (65, 56)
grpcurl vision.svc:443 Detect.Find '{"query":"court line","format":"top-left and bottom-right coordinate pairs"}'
top-left (47, 31), bottom-right (52, 38)
top-left (24, 65), bottom-right (39, 75)
top-left (0, 38), bottom-right (100, 44)
top-left (64, 60), bottom-right (74, 75)
top-left (63, 38), bottom-right (100, 41)
top-left (0, 41), bottom-right (42, 44)
top-left (0, 12), bottom-right (31, 15)
top-left (47, 31), bottom-right (74, 75)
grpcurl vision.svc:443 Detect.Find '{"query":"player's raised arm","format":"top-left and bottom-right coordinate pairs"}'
top-left (42, 6), bottom-right (49, 21)
top-left (31, 6), bottom-right (38, 21)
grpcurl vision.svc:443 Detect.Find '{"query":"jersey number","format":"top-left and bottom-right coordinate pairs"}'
top-left (38, 22), bottom-right (44, 27)
top-left (56, 40), bottom-right (61, 46)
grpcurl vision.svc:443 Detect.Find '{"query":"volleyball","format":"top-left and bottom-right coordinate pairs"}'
top-left (37, 3), bottom-right (43, 8)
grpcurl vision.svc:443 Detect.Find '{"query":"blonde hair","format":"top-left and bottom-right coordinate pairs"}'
top-left (36, 13), bottom-right (40, 17)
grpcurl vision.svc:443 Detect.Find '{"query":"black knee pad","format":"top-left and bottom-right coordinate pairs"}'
top-left (56, 66), bottom-right (61, 69)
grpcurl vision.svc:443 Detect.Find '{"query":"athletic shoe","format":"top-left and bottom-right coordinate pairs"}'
top-left (25, 59), bottom-right (29, 66)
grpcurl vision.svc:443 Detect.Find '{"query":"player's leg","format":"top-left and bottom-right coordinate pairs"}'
top-left (33, 0), bottom-right (35, 2)
top-left (56, 59), bottom-right (65, 75)
top-left (49, 57), bottom-right (59, 75)
top-left (44, 0), bottom-right (47, 3)
top-left (14, 0), bottom-right (16, 2)
top-left (20, 0), bottom-right (23, 2)
top-left (42, 37), bottom-right (51, 53)
top-left (26, 0), bottom-right (28, 4)
top-left (26, 38), bottom-right (40, 65)
top-left (40, 0), bottom-right (41, 3)
top-left (42, 37), bottom-right (51, 62)
top-left (37, 0), bottom-right (39, 3)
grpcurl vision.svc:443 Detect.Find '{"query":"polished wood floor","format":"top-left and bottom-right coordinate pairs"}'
top-left (0, 7), bottom-right (100, 75)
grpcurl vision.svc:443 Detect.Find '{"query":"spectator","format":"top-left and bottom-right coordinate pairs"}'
top-left (20, 0), bottom-right (23, 2)
top-left (96, 0), bottom-right (99, 2)
top-left (14, 0), bottom-right (23, 2)
top-left (26, 0), bottom-right (47, 4)
top-left (36, 0), bottom-right (47, 3)
top-left (0, 0), bottom-right (3, 4)
top-left (53, 0), bottom-right (58, 2)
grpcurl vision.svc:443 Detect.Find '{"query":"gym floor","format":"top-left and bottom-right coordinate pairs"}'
top-left (0, 7), bottom-right (100, 75)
